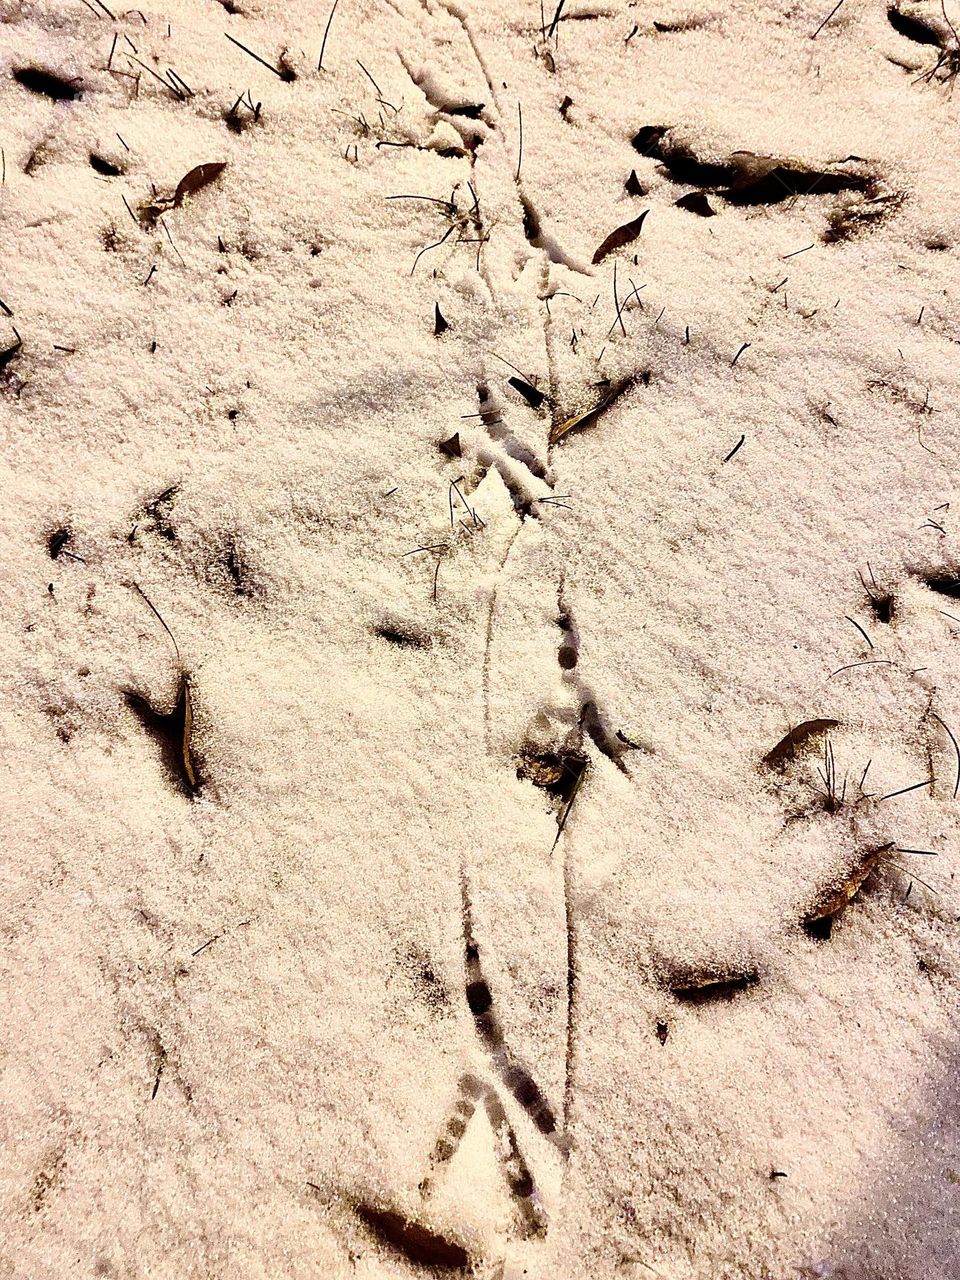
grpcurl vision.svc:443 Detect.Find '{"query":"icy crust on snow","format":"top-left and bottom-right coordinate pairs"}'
top-left (2, 1), bottom-right (960, 1278)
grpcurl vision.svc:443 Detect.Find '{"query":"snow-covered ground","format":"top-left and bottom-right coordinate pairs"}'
top-left (2, 1), bottom-right (960, 1276)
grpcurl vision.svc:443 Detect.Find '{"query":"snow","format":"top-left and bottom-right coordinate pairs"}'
top-left (2, 0), bottom-right (960, 1277)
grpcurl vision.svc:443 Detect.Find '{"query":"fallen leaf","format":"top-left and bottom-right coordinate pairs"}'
top-left (762, 719), bottom-right (840, 770)
top-left (0, 327), bottom-right (22, 371)
top-left (508, 376), bottom-right (546, 410)
top-left (592, 209), bottom-right (649, 264)
top-left (803, 844), bottom-right (892, 934)
top-left (670, 970), bottom-right (758, 1003)
top-left (625, 169), bottom-right (646, 197)
top-left (434, 303), bottom-right (449, 336)
top-left (174, 162), bottom-right (227, 208)
top-left (89, 153), bottom-right (122, 177)
top-left (125, 672), bottom-right (199, 794)
top-left (438, 432), bottom-right (461, 458)
top-left (549, 375), bottom-right (636, 445)
top-left (675, 191), bottom-right (716, 216)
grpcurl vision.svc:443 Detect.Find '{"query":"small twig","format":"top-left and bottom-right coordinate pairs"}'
top-left (386, 193), bottom-right (454, 210)
top-left (844, 615), bottom-right (874, 649)
top-left (830, 659), bottom-right (896, 678)
top-left (877, 777), bottom-right (934, 802)
top-left (318, 0), bottom-right (341, 71)
top-left (929, 710), bottom-right (960, 798)
top-left (132, 582), bottom-right (182, 664)
top-left (400, 543), bottom-right (448, 557)
top-left (411, 222), bottom-right (455, 275)
top-left (810, 0), bottom-right (844, 40)
top-left (889, 863), bottom-right (938, 893)
top-left (125, 54), bottom-right (185, 99)
top-left (356, 59), bottom-right (383, 96)
top-left (224, 32), bottom-right (287, 79)
top-left (722, 434), bottom-right (745, 463)
top-left (515, 101), bottom-right (523, 182)
top-left (731, 342), bottom-right (751, 366)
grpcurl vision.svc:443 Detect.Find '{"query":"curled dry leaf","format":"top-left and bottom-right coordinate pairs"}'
top-left (549, 375), bottom-right (636, 446)
top-left (124, 672), bottom-right (199, 794)
top-left (0, 327), bottom-right (23, 371)
top-left (625, 169), bottom-right (647, 197)
top-left (14, 66), bottom-right (81, 101)
top-left (174, 162), bottom-right (227, 208)
top-left (762, 718), bottom-right (840, 770)
top-left (516, 747), bottom-right (587, 804)
top-left (508, 376), bottom-right (546, 410)
top-left (676, 191), bottom-right (716, 216)
top-left (669, 969), bottom-right (759, 1004)
top-left (803, 844), bottom-right (893, 934)
top-left (592, 209), bottom-right (649, 264)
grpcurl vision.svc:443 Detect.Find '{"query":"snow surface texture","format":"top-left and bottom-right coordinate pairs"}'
top-left (2, 0), bottom-right (960, 1276)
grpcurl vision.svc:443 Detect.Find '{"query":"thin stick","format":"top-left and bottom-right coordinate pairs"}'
top-left (411, 222), bottom-right (455, 275)
top-left (612, 261), bottom-right (626, 337)
top-left (889, 863), bottom-right (938, 894)
top-left (386, 194), bottom-right (454, 209)
top-left (929, 710), bottom-right (960, 798)
top-left (132, 582), bottom-right (182, 664)
top-left (318, 0), bottom-right (340, 70)
top-left (877, 778), bottom-right (934, 802)
top-left (810, 0), bottom-right (844, 40)
top-left (356, 59), bottom-right (382, 96)
top-left (515, 101), bottom-right (523, 182)
top-left (731, 341), bottom-right (751, 366)
top-left (126, 53), bottom-right (185, 98)
top-left (562, 836), bottom-right (577, 1134)
top-left (830, 658), bottom-right (896, 678)
top-left (844, 615), bottom-right (874, 649)
top-left (722, 434), bottom-right (745, 463)
top-left (225, 32), bottom-right (286, 79)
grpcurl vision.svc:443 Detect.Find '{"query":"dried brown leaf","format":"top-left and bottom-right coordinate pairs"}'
top-left (803, 844), bottom-right (892, 930)
top-left (174, 162), bottom-right (227, 208)
top-left (670, 969), bottom-right (758, 1003)
top-left (762, 718), bottom-right (840, 770)
top-left (549, 375), bottom-right (636, 446)
top-left (675, 191), bottom-right (716, 216)
top-left (125, 672), bottom-right (199, 794)
top-left (508, 376), bottom-right (546, 410)
top-left (592, 209), bottom-right (649, 264)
